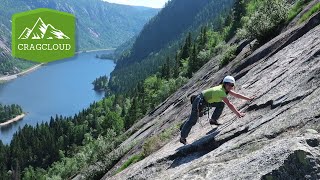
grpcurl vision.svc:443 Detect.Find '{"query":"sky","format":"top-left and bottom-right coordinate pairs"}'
top-left (104, 0), bottom-right (170, 8)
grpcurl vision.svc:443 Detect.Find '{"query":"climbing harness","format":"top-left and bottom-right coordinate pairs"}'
top-left (198, 103), bottom-right (211, 127)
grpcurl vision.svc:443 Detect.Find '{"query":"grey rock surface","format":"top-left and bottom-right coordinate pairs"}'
top-left (102, 12), bottom-right (320, 180)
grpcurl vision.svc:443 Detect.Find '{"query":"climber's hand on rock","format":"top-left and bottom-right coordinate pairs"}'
top-left (249, 96), bottom-right (256, 101)
top-left (238, 112), bottom-right (246, 118)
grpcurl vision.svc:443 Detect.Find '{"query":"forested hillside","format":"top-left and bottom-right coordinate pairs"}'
top-left (0, 96), bottom-right (126, 179)
top-left (116, 0), bottom-right (211, 66)
top-left (0, 0), bottom-right (159, 76)
top-left (109, 0), bottom-right (235, 93)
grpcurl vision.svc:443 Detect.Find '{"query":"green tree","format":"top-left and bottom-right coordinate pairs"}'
top-left (237, 0), bottom-right (289, 43)
top-left (160, 57), bottom-right (171, 80)
top-left (0, 103), bottom-right (23, 123)
top-left (92, 75), bottom-right (109, 91)
top-left (187, 43), bottom-right (197, 77)
top-left (125, 97), bottom-right (141, 130)
top-left (173, 53), bottom-right (180, 78)
top-left (181, 32), bottom-right (192, 60)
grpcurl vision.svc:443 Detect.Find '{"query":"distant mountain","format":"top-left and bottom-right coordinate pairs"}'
top-left (0, 0), bottom-right (159, 75)
top-left (0, 0), bottom-right (159, 50)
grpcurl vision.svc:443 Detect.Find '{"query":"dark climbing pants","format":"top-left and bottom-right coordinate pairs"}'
top-left (180, 94), bottom-right (225, 139)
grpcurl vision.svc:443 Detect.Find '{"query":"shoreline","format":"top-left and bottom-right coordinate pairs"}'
top-left (75, 48), bottom-right (116, 54)
top-left (0, 113), bottom-right (25, 127)
top-left (0, 63), bottom-right (43, 82)
top-left (0, 48), bottom-right (115, 82)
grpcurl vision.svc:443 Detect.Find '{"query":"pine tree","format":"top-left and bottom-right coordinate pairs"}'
top-left (125, 97), bottom-right (140, 130)
top-left (200, 26), bottom-right (208, 47)
top-left (160, 64), bottom-right (167, 79)
top-left (160, 57), bottom-right (171, 80)
top-left (173, 53), bottom-right (180, 78)
top-left (137, 82), bottom-right (147, 115)
top-left (165, 57), bottom-right (171, 79)
top-left (181, 32), bottom-right (192, 60)
top-left (225, 0), bottom-right (246, 41)
top-left (187, 43), bottom-right (197, 77)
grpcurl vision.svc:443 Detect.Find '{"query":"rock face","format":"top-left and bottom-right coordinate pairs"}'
top-left (103, 12), bottom-right (320, 180)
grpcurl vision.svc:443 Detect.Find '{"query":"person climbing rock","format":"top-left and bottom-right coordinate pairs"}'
top-left (179, 75), bottom-right (254, 145)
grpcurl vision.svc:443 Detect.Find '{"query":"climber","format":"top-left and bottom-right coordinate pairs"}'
top-left (179, 75), bottom-right (254, 145)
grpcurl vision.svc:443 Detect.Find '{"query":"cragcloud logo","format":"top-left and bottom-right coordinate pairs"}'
top-left (12, 8), bottom-right (75, 63)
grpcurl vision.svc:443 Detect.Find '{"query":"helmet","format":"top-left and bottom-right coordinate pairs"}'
top-left (223, 76), bottom-right (235, 84)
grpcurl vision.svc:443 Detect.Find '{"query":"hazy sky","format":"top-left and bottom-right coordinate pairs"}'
top-left (104, 0), bottom-right (170, 8)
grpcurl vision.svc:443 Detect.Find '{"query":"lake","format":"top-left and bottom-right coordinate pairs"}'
top-left (0, 51), bottom-right (115, 144)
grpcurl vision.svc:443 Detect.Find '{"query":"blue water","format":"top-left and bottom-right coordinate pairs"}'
top-left (0, 51), bottom-right (115, 144)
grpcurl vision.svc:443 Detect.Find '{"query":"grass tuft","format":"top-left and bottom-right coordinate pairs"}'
top-left (287, 0), bottom-right (312, 22)
top-left (299, 2), bottom-right (320, 23)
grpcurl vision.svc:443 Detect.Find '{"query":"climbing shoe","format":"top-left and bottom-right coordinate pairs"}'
top-left (179, 137), bottom-right (187, 145)
top-left (209, 119), bottom-right (222, 126)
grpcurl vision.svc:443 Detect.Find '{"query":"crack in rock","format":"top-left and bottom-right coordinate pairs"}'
top-left (246, 93), bottom-right (311, 112)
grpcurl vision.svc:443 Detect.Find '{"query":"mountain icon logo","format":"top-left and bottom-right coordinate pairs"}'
top-left (12, 8), bottom-right (75, 63)
top-left (18, 17), bottom-right (70, 40)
